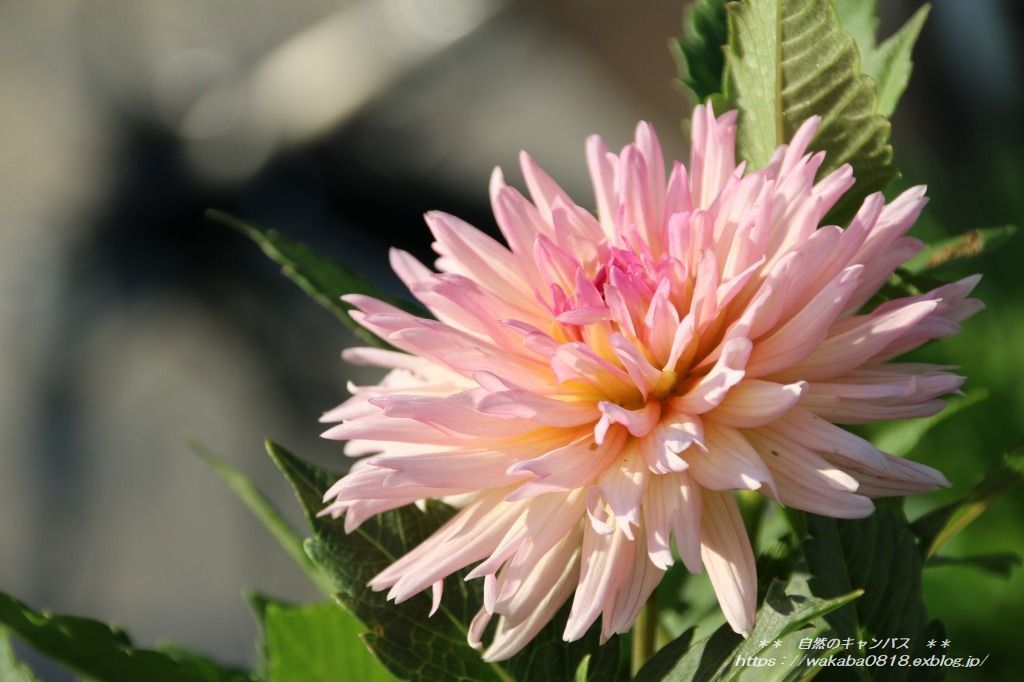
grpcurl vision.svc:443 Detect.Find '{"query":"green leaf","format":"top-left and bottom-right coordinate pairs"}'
top-left (0, 592), bottom-right (253, 682)
top-left (674, 0), bottom-right (729, 102)
top-left (264, 602), bottom-right (395, 682)
top-left (268, 440), bottom-right (504, 682)
top-left (926, 552), bottom-right (1022, 578)
top-left (636, 575), bottom-right (859, 682)
top-left (872, 389), bottom-right (988, 457)
top-left (1, 629), bottom-right (38, 682)
top-left (267, 440), bottom-right (621, 682)
top-left (804, 507), bottom-right (937, 680)
top-left (188, 440), bottom-right (335, 597)
top-left (831, 0), bottom-right (878, 57)
top-left (911, 447), bottom-right (1024, 557)
top-left (903, 224), bottom-right (1018, 274)
top-left (724, 0), bottom-right (896, 223)
top-left (207, 209), bottom-right (425, 346)
top-left (244, 590), bottom-right (288, 631)
top-left (834, 1), bottom-right (930, 117)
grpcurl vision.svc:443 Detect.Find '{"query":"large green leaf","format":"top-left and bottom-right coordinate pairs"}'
top-left (804, 507), bottom-right (939, 681)
top-left (207, 210), bottom-right (426, 347)
top-left (0, 592), bottom-right (253, 682)
top-left (911, 448), bottom-right (1024, 557)
top-left (724, 0), bottom-right (896, 223)
top-left (833, 1), bottom-right (929, 117)
top-left (674, 0), bottom-right (729, 102)
top-left (0, 629), bottom-right (38, 682)
top-left (635, 576), bottom-right (860, 682)
top-left (265, 602), bottom-right (395, 682)
top-left (266, 440), bottom-right (621, 682)
top-left (189, 440), bottom-right (335, 597)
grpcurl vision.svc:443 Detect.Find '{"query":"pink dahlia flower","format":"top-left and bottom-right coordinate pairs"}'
top-left (320, 105), bottom-right (980, 661)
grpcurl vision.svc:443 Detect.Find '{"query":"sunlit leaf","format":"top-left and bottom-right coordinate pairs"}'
top-left (724, 0), bottom-right (896, 223)
top-left (834, 0), bottom-right (930, 117)
top-left (264, 602), bottom-right (395, 682)
top-left (0, 629), bottom-right (38, 682)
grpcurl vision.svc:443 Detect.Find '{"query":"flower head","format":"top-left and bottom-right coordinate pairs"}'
top-left (320, 105), bottom-right (980, 660)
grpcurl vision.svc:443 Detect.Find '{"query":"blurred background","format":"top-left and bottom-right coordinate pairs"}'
top-left (0, 0), bottom-right (1021, 679)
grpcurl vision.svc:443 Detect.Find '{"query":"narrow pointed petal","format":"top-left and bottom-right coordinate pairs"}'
top-left (700, 490), bottom-right (756, 636)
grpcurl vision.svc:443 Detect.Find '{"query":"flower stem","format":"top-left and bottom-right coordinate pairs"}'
top-left (631, 591), bottom-right (659, 676)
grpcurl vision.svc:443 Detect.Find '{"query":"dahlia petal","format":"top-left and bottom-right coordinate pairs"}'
top-left (744, 429), bottom-right (875, 518)
top-left (672, 337), bottom-right (752, 414)
top-left (801, 193), bottom-right (884, 296)
top-left (746, 265), bottom-right (864, 377)
top-left (776, 300), bottom-right (940, 381)
top-left (506, 428), bottom-right (626, 500)
top-left (489, 501), bottom-right (586, 605)
top-left (475, 374), bottom-right (600, 427)
top-left (586, 135), bottom-right (619, 239)
top-left (853, 185), bottom-right (929, 266)
top-left (830, 452), bottom-right (949, 497)
top-left (687, 421), bottom-right (774, 492)
top-left (564, 524), bottom-right (632, 642)
top-left (672, 472), bottom-right (704, 573)
top-left (482, 541), bottom-right (580, 661)
top-left (768, 408), bottom-right (892, 472)
top-left (609, 333), bottom-right (662, 398)
top-left (602, 532), bottom-right (664, 639)
top-left (321, 417), bottom-right (465, 446)
top-left (370, 394), bottom-right (535, 438)
top-left (595, 401), bottom-right (661, 442)
top-left (430, 580), bottom-right (443, 616)
top-left (710, 379), bottom-right (807, 428)
top-left (846, 237), bottom-right (925, 312)
top-left (622, 144), bottom-right (663, 255)
top-left (700, 490), bottom-right (756, 636)
top-left (519, 151), bottom-right (573, 223)
top-left (665, 313), bottom-right (696, 370)
top-left (340, 346), bottom-right (424, 370)
top-left (425, 211), bottom-right (532, 307)
top-left (373, 496), bottom-right (519, 602)
top-left (798, 395), bottom-right (947, 424)
top-left (492, 185), bottom-right (547, 281)
top-left (467, 491), bottom-right (580, 581)
top-left (597, 445), bottom-right (647, 538)
top-left (778, 115), bottom-right (821, 176)
top-left (552, 342), bottom-right (637, 400)
top-left (635, 121), bottom-right (667, 211)
top-left (664, 161), bottom-right (692, 219)
top-left (644, 281), bottom-right (680, 365)
top-left (690, 106), bottom-right (737, 209)
top-left (641, 412), bottom-right (704, 474)
top-left (644, 470), bottom-right (702, 572)
top-left (374, 450), bottom-right (522, 488)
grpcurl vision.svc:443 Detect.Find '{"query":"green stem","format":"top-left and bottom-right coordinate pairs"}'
top-left (630, 591), bottom-right (659, 677)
